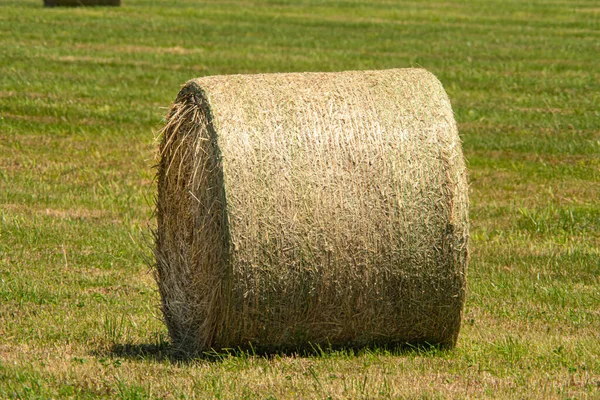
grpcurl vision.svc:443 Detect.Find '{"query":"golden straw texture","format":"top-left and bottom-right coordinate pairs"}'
top-left (155, 68), bottom-right (469, 355)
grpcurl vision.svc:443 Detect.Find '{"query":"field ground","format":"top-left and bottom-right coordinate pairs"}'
top-left (1, 0), bottom-right (599, 398)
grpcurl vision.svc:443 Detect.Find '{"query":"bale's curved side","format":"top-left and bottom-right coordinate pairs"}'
top-left (155, 68), bottom-right (469, 355)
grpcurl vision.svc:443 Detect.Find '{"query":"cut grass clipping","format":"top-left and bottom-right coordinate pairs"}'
top-left (43, 0), bottom-right (120, 7)
top-left (155, 68), bottom-right (469, 356)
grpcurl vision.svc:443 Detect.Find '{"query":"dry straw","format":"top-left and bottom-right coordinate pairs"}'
top-left (155, 68), bottom-right (469, 355)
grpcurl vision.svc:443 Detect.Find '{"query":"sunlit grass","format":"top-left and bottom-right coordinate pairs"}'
top-left (1, 0), bottom-right (599, 398)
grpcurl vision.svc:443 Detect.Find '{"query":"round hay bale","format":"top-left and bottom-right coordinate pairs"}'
top-left (155, 68), bottom-right (469, 355)
top-left (44, 0), bottom-right (120, 7)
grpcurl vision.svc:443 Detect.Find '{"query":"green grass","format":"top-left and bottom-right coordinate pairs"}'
top-left (1, 0), bottom-right (599, 398)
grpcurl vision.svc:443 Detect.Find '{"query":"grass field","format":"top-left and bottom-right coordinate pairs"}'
top-left (1, 0), bottom-right (599, 398)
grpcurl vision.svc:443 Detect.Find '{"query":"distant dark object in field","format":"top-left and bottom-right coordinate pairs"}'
top-left (155, 68), bottom-right (469, 356)
top-left (44, 0), bottom-right (120, 6)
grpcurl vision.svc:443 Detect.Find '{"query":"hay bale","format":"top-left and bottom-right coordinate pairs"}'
top-left (155, 68), bottom-right (469, 355)
top-left (44, 0), bottom-right (120, 6)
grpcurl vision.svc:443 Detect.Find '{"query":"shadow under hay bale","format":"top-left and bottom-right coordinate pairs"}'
top-left (155, 68), bottom-right (469, 356)
top-left (44, 0), bottom-right (120, 6)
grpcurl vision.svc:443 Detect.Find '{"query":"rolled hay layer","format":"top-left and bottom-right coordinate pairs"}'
top-left (44, 0), bottom-right (120, 6)
top-left (155, 68), bottom-right (469, 355)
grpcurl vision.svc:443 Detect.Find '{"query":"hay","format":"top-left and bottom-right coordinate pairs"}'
top-left (155, 68), bottom-right (469, 355)
top-left (44, 0), bottom-right (120, 6)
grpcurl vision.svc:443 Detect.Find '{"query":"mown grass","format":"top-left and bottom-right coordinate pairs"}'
top-left (1, 0), bottom-right (599, 398)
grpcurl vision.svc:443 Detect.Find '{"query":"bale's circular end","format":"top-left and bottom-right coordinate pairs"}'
top-left (155, 68), bottom-right (468, 355)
